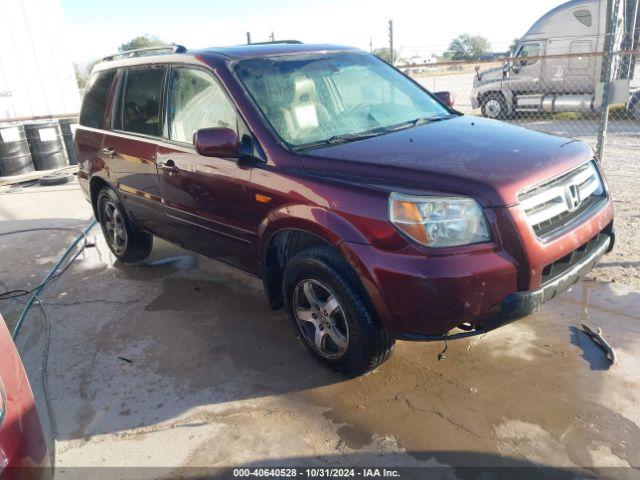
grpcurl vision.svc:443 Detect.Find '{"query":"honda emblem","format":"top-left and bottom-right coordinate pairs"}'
top-left (565, 183), bottom-right (581, 211)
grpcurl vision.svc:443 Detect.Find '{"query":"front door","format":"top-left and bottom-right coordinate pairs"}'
top-left (508, 42), bottom-right (543, 94)
top-left (105, 66), bottom-right (167, 231)
top-left (157, 66), bottom-right (259, 273)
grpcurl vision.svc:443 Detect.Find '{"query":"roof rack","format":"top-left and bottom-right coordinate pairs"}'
top-left (102, 44), bottom-right (187, 62)
top-left (247, 40), bottom-right (303, 45)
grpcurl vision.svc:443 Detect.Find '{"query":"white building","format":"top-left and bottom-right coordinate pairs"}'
top-left (0, 0), bottom-right (81, 122)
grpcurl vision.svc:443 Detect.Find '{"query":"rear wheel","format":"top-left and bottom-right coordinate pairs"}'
top-left (283, 245), bottom-right (395, 376)
top-left (630, 98), bottom-right (640, 121)
top-left (481, 93), bottom-right (508, 119)
top-left (97, 187), bottom-right (153, 263)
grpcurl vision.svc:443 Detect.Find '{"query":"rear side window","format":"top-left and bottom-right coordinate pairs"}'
top-left (115, 67), bottom-right (166, 136)
top-left (168, 67), bottom-right (237, 144)
top-left (79, 70), bottom-right (116, 128)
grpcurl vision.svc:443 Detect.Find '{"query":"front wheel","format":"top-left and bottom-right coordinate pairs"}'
top-left (283, 246), bottom-right (395, 376)
top-left (481, 93), bottom-right (508, 119)
top-left (96, 187), bottom-right (153, 263)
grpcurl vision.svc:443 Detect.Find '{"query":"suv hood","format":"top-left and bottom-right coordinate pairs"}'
top-left (300, 116), bottom-right (592, 207)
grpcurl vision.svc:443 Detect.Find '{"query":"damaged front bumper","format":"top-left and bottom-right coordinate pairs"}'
top-left (400, 232), bottom-right (612, 342)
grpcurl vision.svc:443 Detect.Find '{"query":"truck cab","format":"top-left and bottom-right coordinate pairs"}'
top-left (471, 0), bottom-right (637, 118)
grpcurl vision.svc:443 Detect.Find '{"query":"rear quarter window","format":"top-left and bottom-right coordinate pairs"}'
top-left (79, 70), bottom-right (117, 128)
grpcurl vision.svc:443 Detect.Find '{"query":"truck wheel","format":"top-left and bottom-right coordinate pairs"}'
top-left (96, 187), bottom-right (153, 263)
top-left (481, 93), bottom-right (508, 119)
top-left (630, 99), bottom-right (640, 122)
top-left (283, 245), bottom-right (395, 376)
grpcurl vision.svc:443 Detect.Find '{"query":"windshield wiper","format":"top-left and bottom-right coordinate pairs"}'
top-left (323, 130), bottom-right (385, 144)
top-left (408, 114), bottom-right (456, 126)
top-left (297, 130), bottom-right (386, 150)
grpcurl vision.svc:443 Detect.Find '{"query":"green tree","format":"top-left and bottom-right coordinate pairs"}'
top-left (74, 59), bottom-right (99, 90)
top-left (373, 47), bottom-right (401, 65)
top-left (118, 35), bottom-right (165, 52)
top-left (446, 34), bottom-right (491, 61)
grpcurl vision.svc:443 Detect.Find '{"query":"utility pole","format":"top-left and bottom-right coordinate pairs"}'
top-left (270, 31), bottom-right (275, 42)
top-left (369, 37), bottom-right (373, 53)
top-left (595, 0), bottom-right (621, 164)
top-left (246, 32), bottom-right (252, 44)
top-left (388, 19), bottom-right (394, 65)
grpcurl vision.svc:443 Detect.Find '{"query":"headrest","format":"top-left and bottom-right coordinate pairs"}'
top-left (294, 77), bottom-right (316, 103)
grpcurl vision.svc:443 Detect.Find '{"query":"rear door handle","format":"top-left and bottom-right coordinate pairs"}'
top-left (158, 160), bottom-right (179, 175)
top-left (101, 147), bottom-right (116, 157)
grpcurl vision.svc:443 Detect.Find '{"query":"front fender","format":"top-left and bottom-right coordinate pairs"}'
top-left (257, 204), bottom-right (370, 262)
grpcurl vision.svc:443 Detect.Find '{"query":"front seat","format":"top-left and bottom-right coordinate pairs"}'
top-left (287, 76), bottom-right (331, 142)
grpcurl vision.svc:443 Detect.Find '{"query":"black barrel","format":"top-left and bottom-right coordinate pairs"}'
top-left (0, 124), bottom-right (35, 177)
top-left (24, 121), bottom-right (68, 171)
top-left (58, 117), bottom-right (78, 165)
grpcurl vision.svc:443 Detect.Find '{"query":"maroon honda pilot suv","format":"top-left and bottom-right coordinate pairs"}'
top-left (76, 42), bottom-right (614, 375)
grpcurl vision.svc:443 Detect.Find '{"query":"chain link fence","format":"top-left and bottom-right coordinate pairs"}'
top-left (401, 50), bottom-right (639, 155)
top-left (398, 0), bottom-right (639, 161)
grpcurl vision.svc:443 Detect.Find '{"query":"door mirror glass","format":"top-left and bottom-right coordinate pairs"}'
top-left (194, 128), bottom-right (240, 158)
top-left (433, 91), bottom-right (454, 107)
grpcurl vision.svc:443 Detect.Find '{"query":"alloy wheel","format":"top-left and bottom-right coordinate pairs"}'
top-left (293, 279), bottom-right (349, 359)
top-left (102, 200), bottom-right (127, 255)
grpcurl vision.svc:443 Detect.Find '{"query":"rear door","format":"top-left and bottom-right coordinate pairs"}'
top-left (156, 66), bottom-right (258, 273)
top-left (103, 66), bottom-right (167, 230)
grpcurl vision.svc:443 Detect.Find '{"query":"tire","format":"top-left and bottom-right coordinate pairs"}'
top-left (283, 245), bottom-right (395, 376)
top-left (38, 172), bottom-right (74, 186)
top-left (96, 186), bottom-right (153, 263)
top-left (481, 93), bottom-right (508, 119)
top-left (630, 99), bottom-right (640, 122)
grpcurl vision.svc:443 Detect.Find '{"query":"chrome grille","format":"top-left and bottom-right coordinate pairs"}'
top-left (519, 161), bottom-right (605, 239)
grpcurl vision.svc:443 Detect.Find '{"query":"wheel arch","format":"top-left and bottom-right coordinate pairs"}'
top-left (258, 205), bottom-right (372, 310)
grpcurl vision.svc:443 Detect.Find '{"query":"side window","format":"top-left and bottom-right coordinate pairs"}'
top-left (516, 44), bottom-right (541, 67)
top-left (168, 68), bottom-right (237, 144)
top-left (573, 9), bottom-right (592, 27)
top-left (79, 70), bottom-right (116, 128)
top-left (117, 67), bottom-right (165, 136)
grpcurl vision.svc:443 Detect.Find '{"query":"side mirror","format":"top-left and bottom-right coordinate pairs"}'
top-left (194, 128), bottom-right (240, 158)
top-left (434, 91), bottom-right (455, 108)
top-left (474, 65), bottom-right (481, 81)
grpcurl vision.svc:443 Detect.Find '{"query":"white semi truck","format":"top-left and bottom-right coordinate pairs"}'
top-left (472, 0), bottom-right (639, 119)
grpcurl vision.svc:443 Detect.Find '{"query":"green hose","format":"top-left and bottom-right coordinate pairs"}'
top-left (10, 220), bottom-right (97, 340)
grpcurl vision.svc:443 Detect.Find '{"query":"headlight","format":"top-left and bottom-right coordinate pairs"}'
top-left (389, 193), bottom-right (491, 247)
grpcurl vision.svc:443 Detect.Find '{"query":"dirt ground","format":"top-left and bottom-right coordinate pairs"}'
top-left (1, 169), bottom-right (639, 478)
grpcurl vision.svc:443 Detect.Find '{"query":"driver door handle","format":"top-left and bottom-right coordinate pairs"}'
top-left (158, 159), bottom-right (179, 175)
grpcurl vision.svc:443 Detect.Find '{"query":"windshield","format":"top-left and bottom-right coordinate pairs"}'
top-left (234, 52), bottom-right (452, 149)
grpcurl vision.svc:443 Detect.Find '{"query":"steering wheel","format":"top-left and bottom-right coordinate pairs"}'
top-left (345, 102), bottom-right (374, 116)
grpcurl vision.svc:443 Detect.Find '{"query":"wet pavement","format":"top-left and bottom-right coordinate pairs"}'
top-left (1, 183), bottom-right (639, 478)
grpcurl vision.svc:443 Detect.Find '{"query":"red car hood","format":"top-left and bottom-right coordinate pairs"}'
top-left (301, 116), bottom-right (593, 207)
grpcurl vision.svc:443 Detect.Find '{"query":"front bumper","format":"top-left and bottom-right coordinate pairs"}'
top-left (399, 232), bottom-right (611, 341)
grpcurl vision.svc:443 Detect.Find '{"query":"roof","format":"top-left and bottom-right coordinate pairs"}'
top-left (93, 43), bottom-right (361, 72)
top-left (196, 43), bottom-right (360, 59)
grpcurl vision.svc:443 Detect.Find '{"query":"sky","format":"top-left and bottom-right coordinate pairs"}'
top-left (60, 0), bottom-right (566, 64)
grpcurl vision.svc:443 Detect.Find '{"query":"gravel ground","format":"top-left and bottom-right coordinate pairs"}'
top-left (590, 133), bottom-right (640, 288)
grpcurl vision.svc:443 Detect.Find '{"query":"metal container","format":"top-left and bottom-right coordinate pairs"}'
top-left (0, 124), bottom-right (35, 177)
top-left (58, 117), bottom-right (78, 165)
top-left (24, 121), bottom-right (68, 171)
